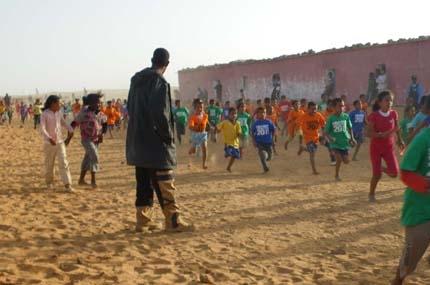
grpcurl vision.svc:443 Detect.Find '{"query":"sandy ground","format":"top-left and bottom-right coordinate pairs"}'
top-left (0, 119), bottom-right (429, 285)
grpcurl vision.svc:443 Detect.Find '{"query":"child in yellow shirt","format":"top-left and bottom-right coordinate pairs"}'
top-left (217, 107), bottom-right (242, 172)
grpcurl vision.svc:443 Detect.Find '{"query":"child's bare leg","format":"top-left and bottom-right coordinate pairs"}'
top-left (91, 172), bottom-right (97, 188)
top-left (201, 143), bottom-right (208, 169)
top-left (310, 152), bottom-right (318, 175)
top-left (335, 152), bottom-right (342, 180)
top-left (226, 157), bottom-right (235, 172)
top-left (188, 146), bottom-right (196, 155)
top-left (79, 170), bottom-right (88, 185)
top-left (369, 175), bottom-right (381, 202)
top-left (352, 143), bottom-right (361, 161)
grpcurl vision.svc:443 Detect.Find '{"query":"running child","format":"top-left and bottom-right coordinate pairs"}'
top-left (264, 97), bottom-right (279, 155)
top-left (359, 94), bottom-right (369, 114)
top-left (324, 98), bottom-right (356, 181)
top-left (217, 107), bottom-right (242, 172)
top-left (236, 102), bottom-right (251, 157)
top-left (367, 91), bottom-right (405, 202)
top-left (189, 100), bottom-right (209, 169)
top-left (297, 102), bottom-right (326, 175)
top-left (300, 98), bottom-right (308, 113)
top-left (19, 102), bottom-right (28, 125)
top-left (349, 100), bottom-right (367, 161)
top-left (284, 100), bottom-right (304, 150)
top-left (407, 96), bottom-right (430, 142)
top-left (72, 93), bottom-right (104, 189)
top-left (391, 126), bottom-right (430, 285)
top-left (103, 100), bottom-right (121, 138)
top-left (40, 95), bottom-right (74, 192)
top-left (322, 99), bottom-right (337, 165)
top-left (222, 101), bottom-right (231, 120)
top-left (278, 95), bottom-right (291, 137)
top-left (251, 107), bottom-right (276, 173)
top-left (399, 105), bottom-right (416, 145)
top-left (33, 99), bottom-right (43, 129)
top-left (173, 99), bottom-right (189, 144)
top-left (207, 99), bottom-right (223, 142)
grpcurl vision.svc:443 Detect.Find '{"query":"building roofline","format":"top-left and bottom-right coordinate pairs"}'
top-left (179, 36), bottom-right (430, 73)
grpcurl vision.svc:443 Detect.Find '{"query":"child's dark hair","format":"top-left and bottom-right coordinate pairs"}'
top-left (237, 102), bottom-right (244, 109)
top-left (256, 99), bottom-right (262, 104)
top-left (359, 94), bottom-right (365, 99)
top-left (256, 107), bottom-right (265, 113)
top-left (404, 105), bottom-right (415, 118)
top-left (209, 99), bottom-right (215, 104)
top-left (307, 101), bottom-right (316, 108)
top-left (300, 98), bottom-right (307, 102)
top-left (372, 91), bottom-right (393, 112)
top-left (333, 97), bottom-right (343, 106)
top-left (264, 97), bottom-right (271, 103)
top-left (353, 100), bottom-right (360, 106)
top-left (228, 107), bottom-right (237, 114)
top-left (291, 99), bottom-right (298, 105)
top-left (43, 95), bottom-right (60, 111)
top-left (175, 99), bottom-right (180, 105)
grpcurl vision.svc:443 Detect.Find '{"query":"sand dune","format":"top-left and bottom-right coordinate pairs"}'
top-left (0, 121), bottom-right (429, 285)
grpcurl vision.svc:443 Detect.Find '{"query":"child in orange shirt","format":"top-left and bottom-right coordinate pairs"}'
top-left (284, 100), bottom-right (304, 150)
top-left (297, 101), bottom-right (326, 175)
top-left (189, 99), bottom-right (209, 169)
top-left (103, 100), bottom-right (121, 138)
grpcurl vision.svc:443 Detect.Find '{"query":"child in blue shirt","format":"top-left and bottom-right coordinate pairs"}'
top-left (349, 100), bottom-right (366, 161)
top-left (251, 107), bottom-right (276, 173)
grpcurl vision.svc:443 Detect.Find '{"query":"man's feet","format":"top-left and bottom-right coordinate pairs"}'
top-left (226, 167), bottom-right (232, 172)
top-left (330, 161), bottom-right (336, 166)
top-left (78, 180), bottom-right (89, 186)
top-left (165, 214), bottom-right (195, 232)
top-left (136, 207), bottom-right (162, 232)
top-left (284, 142), bottom-right (289, 151)
top-left (368, 194), bottom-right (376, 203)
top-left (313, 171), bottom-right (320, 175)
top-left (91, 183), bottom-right (98, 189)
top-left (335, 176), bottom-right (342, 182)
top-left (352, 157), bottom-right (358, 161)
top-left (202, 165), bottom-right (208, 170)
top-left (263, 167), bottom-right (270, 173)
top-left (297, 145), bottom-right (305, 156)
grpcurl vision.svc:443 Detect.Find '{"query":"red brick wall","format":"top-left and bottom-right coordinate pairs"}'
top-left (178, 40), bottom-right (430, 104)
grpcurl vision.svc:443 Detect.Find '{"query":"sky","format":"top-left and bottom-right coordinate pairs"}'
top-left (0, 0), bottom-right (429, 95)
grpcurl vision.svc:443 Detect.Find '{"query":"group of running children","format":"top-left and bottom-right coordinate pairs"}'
top-left (175, 91), bottom-right (430, 284)
top-left (27, 88), bottom-right (430, 284)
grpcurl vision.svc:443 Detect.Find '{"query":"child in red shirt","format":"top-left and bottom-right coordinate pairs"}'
top-left (367, 91), bottom-right (405, 202)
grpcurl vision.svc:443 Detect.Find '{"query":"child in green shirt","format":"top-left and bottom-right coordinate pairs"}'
top-left (324, 98), bottom-right (356, 181)
top-left (173, 100), bottom-right (189, 144)
top-left (237, 103), bottom-right (251, 157)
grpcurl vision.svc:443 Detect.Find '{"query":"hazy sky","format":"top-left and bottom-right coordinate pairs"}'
top-left (0, 0), bottom-right (428, 95)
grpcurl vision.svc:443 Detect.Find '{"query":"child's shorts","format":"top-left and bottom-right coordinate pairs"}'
top-left (224, 146), bottom-right (241, 159)
top-left (191, 132), bottom-right (208, 147)
top-left (332, 148), bottom-right (349, 157)
top-left (306, 141), bottom-right (318, 153)
top-left (176, 122), bottom-right (186, 135)
top-left (354, 131), bottom-right (365, 144)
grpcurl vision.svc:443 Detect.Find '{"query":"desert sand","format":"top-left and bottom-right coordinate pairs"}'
top-left (0, 120), bottom-right (429, 285)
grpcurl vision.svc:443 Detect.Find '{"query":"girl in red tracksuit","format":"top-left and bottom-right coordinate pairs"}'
top-left (367, 91), bottom-right (405, 202)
